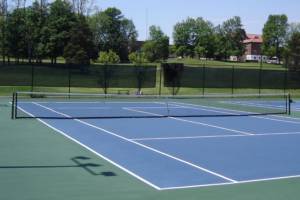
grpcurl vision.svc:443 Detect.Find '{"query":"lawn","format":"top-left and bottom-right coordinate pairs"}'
top-left (167, 57), bottom-right (285, 70)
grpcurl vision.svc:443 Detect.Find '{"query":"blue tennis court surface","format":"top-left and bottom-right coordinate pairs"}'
top-left (225, 99), bottom-right (300, 112)
top-left (16, 100), bottom-right (300, 190)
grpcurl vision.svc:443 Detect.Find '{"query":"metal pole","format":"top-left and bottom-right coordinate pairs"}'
top-left (11, 92), bottom-right (15, 119)
top-left (159, 64), bottom-right (162, 96)
top-left (258, 57), bottom-right (263, 95)
top-left (231, 65), bottom-right (235, 95)
top-left (202, 64), bottom-right (206, 95)
top-left (288, 93), bottom-right (291, 115)
top-left (284, 62), bottom-right (288, 94)
top-left (31, 64), bottom-right (34, 92)
top-left (15, 92), bottom-right (18, 119)
top-left (68, 64), bottom-right (71, 97)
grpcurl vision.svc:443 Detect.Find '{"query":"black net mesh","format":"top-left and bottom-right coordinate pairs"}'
top-left (0, 63), bottom-right (157, 93)
top-left (0, 64), bottom-right (32, 86)
top-left (2, 62), bottom-right (300, 95)
top-left (13, 92), bottom-right (290, 119)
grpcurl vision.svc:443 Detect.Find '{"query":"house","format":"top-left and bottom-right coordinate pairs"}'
top-left (243, 34), bottom-right (267, 62)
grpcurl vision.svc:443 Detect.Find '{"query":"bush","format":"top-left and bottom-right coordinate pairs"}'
top-left (98, 50), bottom-right (120, 64)
top-left (128, 52), bottom-right (146, 64)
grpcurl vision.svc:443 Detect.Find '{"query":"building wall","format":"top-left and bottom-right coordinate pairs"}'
top-left (244, 41), bottom-right (267, 62)
top-left (246, 55), bottom-right (268, 62)
top-left (245, 43), bottom-right (262, 55)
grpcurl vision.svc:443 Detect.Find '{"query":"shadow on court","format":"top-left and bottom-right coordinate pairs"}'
top-left (0, 156), bottom-right (117, 177)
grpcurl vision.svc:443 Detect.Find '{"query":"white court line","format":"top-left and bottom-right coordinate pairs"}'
top-left (271, 114), bottom-right (300, 121)
top-left (32, 102), bottom-right (237, 184)
top-left (54, 107), bottom-right (111, 110)
top-left (224, 101), bottom-right (286, 109)
top-left (122, 106), bottom-right (181, 109)
top-left (16, 104), bottom-right (300, 190)
top-left (161, 174), bottom-right (300, 190)
top-left (226, 101), bottom-right (300, 112)
top-left (227, 101), bottom-right (300, 112)
top-left (20, 101), bottom-right (165, 104)
top-left (124, 107), bottom-right (253, 136)
top-left (132, 131), bottom-right (300, 141)
top-left (17, 104), bottom-right (161, 190)
top-left (170, 101), bottom-right (300, 125)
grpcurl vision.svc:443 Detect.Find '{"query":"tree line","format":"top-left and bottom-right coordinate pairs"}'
top-left (0, 0), bottom-right (299, 66)
top-left (172, 15), bottom-right (300, 65)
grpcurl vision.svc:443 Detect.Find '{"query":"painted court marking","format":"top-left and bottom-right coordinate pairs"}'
top-left (16, 102), bottom-right (300, 190)
top-left (32, 103), bottom-right (238, 184)
top-left (131, 131), bottom-right (300, 141)
top-left (170, 101), bottom-right (300, 125)
top-left (225, 101), bottom-right (300, 111)
top-left (124, 107), bottom-right (253, 136)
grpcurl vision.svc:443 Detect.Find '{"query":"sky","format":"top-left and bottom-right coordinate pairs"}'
top-left (94, 0), bottom-right (300, 42)
top-left (21, 0), bottom-right (300, 42)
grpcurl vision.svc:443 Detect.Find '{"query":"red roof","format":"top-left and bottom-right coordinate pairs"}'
top-left (243, 34), bottom-right (263, 43)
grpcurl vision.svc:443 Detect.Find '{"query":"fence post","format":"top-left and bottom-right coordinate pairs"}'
top-left (231, 65), bottom-right (235, 95)
top-left (202, 64), bottom-right (206, 95)
top-left (31, 64), bottom-right (34, 92)
top-left (159, 63), bottom-right (162, 96)
top-left (68, 64), bottom-right (71, 97)
top-left (288, 93), bottom-right (291, 115)
top-left (11, 92), bottom-right (15, 119)
top-left (258, 61), bottom-right (262, 94)
top-left (284, 63), bottom-right (288, 94)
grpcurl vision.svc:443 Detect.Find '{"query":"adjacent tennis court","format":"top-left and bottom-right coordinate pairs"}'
top-left (10, 92), bottom-right (300, 190)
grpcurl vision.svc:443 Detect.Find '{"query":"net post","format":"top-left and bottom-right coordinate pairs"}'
top-left (166, 96), bottom-right (170, 117)
top-left (11, 92), bottom-right (15, 119)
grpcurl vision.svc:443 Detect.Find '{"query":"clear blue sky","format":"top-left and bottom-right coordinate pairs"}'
top-left (95, 0), bottom-right (300, 42)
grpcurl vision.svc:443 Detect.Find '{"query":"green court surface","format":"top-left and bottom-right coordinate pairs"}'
top-left (1, 96), bottom-right (300, 200)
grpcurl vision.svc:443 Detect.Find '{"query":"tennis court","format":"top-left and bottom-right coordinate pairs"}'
top-left (11, 92), bottom-right (300, 190)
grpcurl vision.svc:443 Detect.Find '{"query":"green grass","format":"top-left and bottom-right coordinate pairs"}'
top-left (1, 97), bottom-right (300, 200)
top-left (168, 58), bottom-right (285, 70)
top-left (2, 56), bottom-right (285, 69)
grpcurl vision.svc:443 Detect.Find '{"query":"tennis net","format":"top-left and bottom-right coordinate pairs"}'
top-left (12, 92), bottom-right (291, 119)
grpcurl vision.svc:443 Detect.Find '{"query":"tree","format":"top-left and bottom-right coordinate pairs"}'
top-left (25, 1), bottom-right (48, 63)
top-left (194, 18), bottom-right (216, 58)
top-left (173, 17), bottom-right (216, 58)
top-left (173, 18), bottom-right (197, 58)
top-left (63, 15), bottom-right (98, 65)
top-left (98, 50), bottom-right (120, 64)
top-left (286, 22), bottom-right (300, 41)
top-left (88, 7), bottom-right (137, 61)
top-left (285, 31), bottom-right (300, 68)
top-left (128, 51), bottom-right (146, 64)
top-left (216, 16), bottom-right (246, 60)
top-left (0, 0), bottom-right (8, 62)
top-left (47, 0), bottom-right (76, 63)
top-left (6, 8), bottom-right (27, 62)
top-left (262, 14), bottom-right (288, 61)
top-left (142, 25), bottom-right (169, 62)
top-left (68, 0), bottom-right (95, 15)
top-left (194, 45), bottom-right (206, 59)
